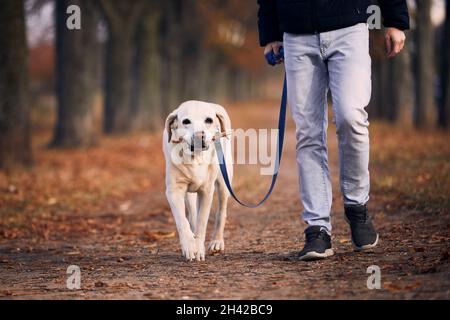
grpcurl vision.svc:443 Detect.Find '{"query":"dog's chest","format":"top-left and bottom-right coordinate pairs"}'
top-left (186, 164), bottom-right (214, 192)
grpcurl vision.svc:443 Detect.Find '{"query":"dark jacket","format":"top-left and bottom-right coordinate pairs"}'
top-left (257, 0), bottom-right (410, 46)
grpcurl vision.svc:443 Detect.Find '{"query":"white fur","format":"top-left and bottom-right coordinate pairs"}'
top-left (163, 101), bottom-right (233, 261)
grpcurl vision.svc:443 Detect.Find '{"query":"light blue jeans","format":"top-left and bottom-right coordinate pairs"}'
top-left (284, 23), bottom-right (371, 233)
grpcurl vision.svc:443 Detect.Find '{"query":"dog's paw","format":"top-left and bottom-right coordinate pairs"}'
top-left (196, 240), bottom-right (206, 261)
top-left (180, 231), bottom-right (198, 261)
top-left (208, 239), bottom-right (225, 254)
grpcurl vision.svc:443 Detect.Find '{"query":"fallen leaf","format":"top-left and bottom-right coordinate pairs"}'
top-left (95, 281), bottom-right (108, 288)
top-left (383, 281), bottom-right (402, 292)
top-left (144, 231), bottom-right (176, 242)
top-left (65, 251), bottom-right (81, 256)
top-left (119, 202), bottom-right (131, 212)
top-left (403, 281), bottom-right (422, 290)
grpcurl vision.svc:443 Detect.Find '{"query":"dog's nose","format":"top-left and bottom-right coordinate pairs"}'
top-left (191, 131), bottom-right (207, 151)
top-left (194, 131), bottom-right (206, 140)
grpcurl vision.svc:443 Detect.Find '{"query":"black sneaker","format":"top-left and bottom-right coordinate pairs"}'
top-left (345, 204), bottom-right (379, 251)
top-left (298, 226), bottom-right (334, 261)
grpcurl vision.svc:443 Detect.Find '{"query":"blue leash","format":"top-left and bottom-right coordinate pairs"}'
top-left (214, 74), bottom-right (288, 208)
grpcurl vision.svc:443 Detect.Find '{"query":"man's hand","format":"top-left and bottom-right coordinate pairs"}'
top-left (264, 41), bottom-right (284, 64)
top-left (385, 28), bottom-right (406, 59)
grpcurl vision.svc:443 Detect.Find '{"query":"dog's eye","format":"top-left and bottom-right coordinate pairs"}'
top-left (182, 119), bottom-right (191, 125)
top-left (205, 118), bottom-right (213, 125)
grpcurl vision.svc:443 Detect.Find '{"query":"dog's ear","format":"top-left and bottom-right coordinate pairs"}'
top-left (213, 104), bottom-right (231, 138)
top-left (165, 111), bottom-right (179, 143)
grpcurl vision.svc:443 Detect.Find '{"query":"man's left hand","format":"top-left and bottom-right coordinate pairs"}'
top-left (385, 27), bottom-right (406, 59)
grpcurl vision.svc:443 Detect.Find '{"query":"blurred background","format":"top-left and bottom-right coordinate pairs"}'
top-left (0, 0), bottom-right (448, 167)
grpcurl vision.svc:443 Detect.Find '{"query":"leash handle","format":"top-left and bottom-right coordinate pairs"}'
top-left (214, 75), bottom-right (288, 208)
top-left (265, 47), bottom-right (284, 66)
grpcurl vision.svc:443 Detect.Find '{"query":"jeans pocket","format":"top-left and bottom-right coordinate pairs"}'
top-left (283, 33), bottom-right (306, 71)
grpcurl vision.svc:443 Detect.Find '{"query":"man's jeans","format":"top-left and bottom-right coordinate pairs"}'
top-left (284, 23), bottom-right (371, 233)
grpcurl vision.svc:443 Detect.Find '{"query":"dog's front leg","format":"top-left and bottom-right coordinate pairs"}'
top-left (194, 187), bottom-right (215, 261)
top-left (166, 187), bottom-right (198, 261)
top-left (209, 180), bottom-right (229, 253)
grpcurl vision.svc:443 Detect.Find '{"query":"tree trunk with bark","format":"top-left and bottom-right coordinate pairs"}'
top-left (131, 2), bottom-right (163, 131)
top-left (179, 0), bottom-right (204, 102)
top-left (439, 0), bottom-right (450, 129)
top-left (368, 30), bottom-right (388, 120)
top-left (388, 41), bottom-right (413, 125)
top-left (0, 0), bottom-right (32, 170)
top-left (52, 0), bottom-right (99, 147)
top-left (160, 0), bottom-right (183, 114)
top-left (371, 56), bottom-right (390, 120)
top-left (211, 63), bottom-right (230, 105)
top-left (414, 0), bottom-right (436, 128)
top-left (99, 0), bottom-right (146, 134)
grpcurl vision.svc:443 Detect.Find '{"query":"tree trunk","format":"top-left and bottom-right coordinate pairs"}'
top-left (160, 0), bottom-right (183, 114)
top-left (369, 59), bottom-right (381, 119)
top-left (379, 56), bottom-right (391, 119)
top-left (99, 0), bottom-right (146, 134)
top-left (368, 30), bottom-right (387, 120)
top-left (211, 63), bottom-right (230, 105)
top-left (131, 2), bottom-right (163, 132)
top-left (52, 0), bottom-right (98, 147)
top-left (104, 30), bottom-right (134, 133)
top-left (388, 41), bottom-right (413, 125)
top-left (414, 0), bottom-right (436, 128)
top-left (179, 0), bottom-right (204, 102)
top-left (370, 56), bottom-right (390, 120)
top-left (195, 50), bottom-right (215, 101)
top-left (0, 0), bottom-right (32, 170)
top-left (439, 0), bottom-right (450, 129)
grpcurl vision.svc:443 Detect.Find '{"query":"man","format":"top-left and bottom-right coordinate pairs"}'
top-left (257, 0), bottom-right (409, 261)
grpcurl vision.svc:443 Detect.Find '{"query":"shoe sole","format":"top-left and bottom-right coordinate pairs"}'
top-left (298, 249), bottom-right (334, 261)
top-left (352, 234), bottom-right (379, 251)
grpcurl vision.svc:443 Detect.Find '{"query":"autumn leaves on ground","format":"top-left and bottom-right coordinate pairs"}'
top-left (0, 102), bottom-right (449, 299)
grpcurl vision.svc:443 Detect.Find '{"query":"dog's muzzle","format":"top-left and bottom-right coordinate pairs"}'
top-left (190, 132), bottom-right (209, 152)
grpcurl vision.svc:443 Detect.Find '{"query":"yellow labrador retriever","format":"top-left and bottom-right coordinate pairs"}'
top-left (163, 101), bottom-right (233, 261)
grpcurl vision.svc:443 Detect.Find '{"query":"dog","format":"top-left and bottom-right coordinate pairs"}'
top-left (163, 101), bottom-right (233, 261)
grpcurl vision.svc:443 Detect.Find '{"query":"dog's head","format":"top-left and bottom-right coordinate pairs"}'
top-left (165, 101), bottom-right (230, 154)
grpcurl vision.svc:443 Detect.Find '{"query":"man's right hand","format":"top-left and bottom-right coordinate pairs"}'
top-left (264, 41), bottom-right (284, 64)
top-left (385, 28), bottom-right (406, 59)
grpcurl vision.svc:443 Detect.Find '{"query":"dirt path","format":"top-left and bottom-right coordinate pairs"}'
top-left (0, 103), bottom-right (449, 299)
